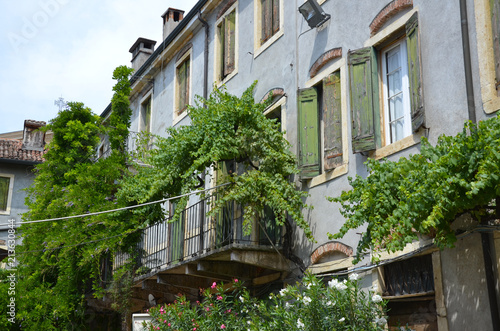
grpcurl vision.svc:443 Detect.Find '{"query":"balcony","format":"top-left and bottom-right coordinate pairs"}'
top-left (113, 190), bottom-right (294, 310)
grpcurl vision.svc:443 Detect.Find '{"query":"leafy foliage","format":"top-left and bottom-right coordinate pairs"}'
top-left (145, 274), bottom-right (388, 331)
top-left (330, 116), bottom-right (500, 262)
top-left (119, 83), bottom-right (312, 239)
top-left (15, 66), bottom-right (135, 329)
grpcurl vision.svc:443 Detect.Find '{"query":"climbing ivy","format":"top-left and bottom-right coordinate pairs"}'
top-left (119, 82), bottom-right (312, 240)
top-left (329, 115), bottom-right (500, 263)
top-left (15, 66), bottom-right (135, 330)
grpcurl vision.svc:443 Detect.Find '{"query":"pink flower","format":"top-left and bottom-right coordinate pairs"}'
top-left (234, 278), bottom-right (238, 283)
top-left (221, 324), bottom-right (226, 329)
top-left (168, 323), bottom-right (171, 326)
top-left (211, 282), bottom-right (217, 289)
top-left (217, 295), bottom-right (223, 300)
top-left (205, 307), bottom-right (210, 311)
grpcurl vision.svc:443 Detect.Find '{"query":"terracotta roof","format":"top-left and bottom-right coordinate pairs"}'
top-left (0, 138), bottom-right (44, 163)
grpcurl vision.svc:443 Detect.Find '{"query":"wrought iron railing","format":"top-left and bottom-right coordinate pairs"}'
top-left (113, 191), bottom-right (282, 275)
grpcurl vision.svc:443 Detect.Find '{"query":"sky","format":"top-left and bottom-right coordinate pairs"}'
top-left (0, 0), bottom-right (198, 133)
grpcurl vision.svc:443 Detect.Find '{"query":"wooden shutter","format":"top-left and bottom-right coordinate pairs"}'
top-left (491, 0), bottom-right (500, 91)
top-left (224, 11), bottom-right (236, 76)
top-left (144, 99), bottom-right (151, 133)
top-left (298, 88), bottom-right (320, 178)
top-left (323, 71), bottom-right (343, 171)
top-left (219, 19), bottom-right (225, 80)
top-left (177, 62), bottom-right (186, 113)
top-left (272, 0), bottom-right (280, 35)
top-left (0, 177), bottom-right (9, 211)
top-left (405, 12), bottom-right (425, 132)
top-left (348, 47), bottom-right (379, 153)
top-left (261, 0), bottom-right (273, 44)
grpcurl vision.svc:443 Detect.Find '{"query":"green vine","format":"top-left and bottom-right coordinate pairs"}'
top-left (329, 115), bottom-right (500, 263)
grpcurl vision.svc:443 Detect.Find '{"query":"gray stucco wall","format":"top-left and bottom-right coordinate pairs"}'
top-left (440, 233), bottom-right (494, 330)
top-left (0, 162), bottom-right (36, 242)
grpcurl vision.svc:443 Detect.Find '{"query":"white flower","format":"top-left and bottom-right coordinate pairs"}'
top-left (303, 296), bottom-right (312, 305)
top-left (348, 273), bottom-right (359, 281)
top-left (339, 317), bottom-right (345, 323)
top-left (375, 317), bottom-right (387, 325)
top-left (372, 294), bottom-right (383, 303)
top-left (306, 283), bottom-right (312, 289)
top-left (328, 279), bottom-right (339, 288)
top-left (326, 300), bottom-right (334, 306)
top-left (335, 283), bottom-right (348, 291)
top-left (297, 318), bottom-right (305, 329)
top-left (371, 284), bottom-right (378, 292)
top-left (239, 296), bottom-right (245, 303)
top-left (279, 288), bottom-right (288, 297)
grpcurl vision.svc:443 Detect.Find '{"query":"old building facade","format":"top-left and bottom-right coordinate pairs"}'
top-left (101, 0), bottom-right (500, 329)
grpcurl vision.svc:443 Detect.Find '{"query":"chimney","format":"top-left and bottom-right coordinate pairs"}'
top-left (22, 120), bottom-right (46, 152)
top-left (162, 8), bottom-right (184, 40)
top-left (129, 38), bottom-right (157, 72)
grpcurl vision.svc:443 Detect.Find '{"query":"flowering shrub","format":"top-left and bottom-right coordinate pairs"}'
top-left (145, 274), bottom-right (388, 331)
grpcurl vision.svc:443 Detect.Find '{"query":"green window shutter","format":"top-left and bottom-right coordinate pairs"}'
top-left (348, 47), bottom-right (379, 153)
top-left (218, 19), bottom-right (225, 80)
top-left (490, 0), bottom-right (500, 91)
top-left (323, 71), bottom-right (343, 171)
top-left (0, 177), bottom-right (10, 211)
top-left (224, 11), bottom-right (236, 76)
top-left (144, 99), bottom-right (151, 133)
top-left (405, 12), bottom-right (425, 132)
top-left (177, 62), bottom-right (186, 113)
top-left (298, 88), bottom-right (320, 178)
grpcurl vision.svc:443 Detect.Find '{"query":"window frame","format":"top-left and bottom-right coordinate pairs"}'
top-left (263, 95), bottom-right (287, 140)
top-left (173, 48), bottom-right (192, 124)
top-left (215, 2), bottom-right (238, 85)
top-left (139, 89), bottom-right (153, 133)
top-left (351, 8), bottom-right (424, 160)
top-left (301, 58), bottom-right (349, 187)
top-left (0, 174), bottom-right (15, 216)
top-left (474, 0), bottom-right (500, 114)
top-left (253, 0), bottom-right (284, 58)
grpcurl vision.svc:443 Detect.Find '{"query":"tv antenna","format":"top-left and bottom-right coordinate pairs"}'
top-left (54, 96), bottom-right (68, 111)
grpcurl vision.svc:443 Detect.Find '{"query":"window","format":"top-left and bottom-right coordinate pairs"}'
top-left (216, 3), bottom-right (237, 83)
top-left (298, 71), bottom-right (343, 179)
top-left (260, 0), bottom-right (280, 44)
top-left (381, 40), bottom-right (412, 144)
top-left (0, 174), bottom-right (14, 215)
top-left (254, 0), bottom-right (283, 56)
top-left (474, 0), bottom-right (500, 114)
top-left (383, 255), bottom-right (437, 330)
top-left (175, 50), bottom-right (191, 118)
top-left (140, 95), bottom-right (152, 133)
top-left (349, 11), bottom-right (424, 154)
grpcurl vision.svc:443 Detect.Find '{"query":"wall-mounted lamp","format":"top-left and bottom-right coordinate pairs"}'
top-left (299, 0), bottom-right (331, 28)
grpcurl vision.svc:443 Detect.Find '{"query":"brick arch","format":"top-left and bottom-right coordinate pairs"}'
top-left (309, 47), bottom-right (342, 78)
top-left (369, 0), bottom-right (413, 36)
top-left (217, 0), bottom-right (237, 20)
top-left (310, 241), bottom-right (353, 265)
top-left (260, 88), bottom-right (285, 104)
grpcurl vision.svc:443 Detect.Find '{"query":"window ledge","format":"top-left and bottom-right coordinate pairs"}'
top-left (172, 110), bottom-right (189, 126)
top-left (216, 70), bottom-right (238, 88)
top-left (254, 30), bottom-right (284, 59)
top-left (369, 131), bottom-right (423, 160)
top-left (308, 163), bottom-right (348, 188)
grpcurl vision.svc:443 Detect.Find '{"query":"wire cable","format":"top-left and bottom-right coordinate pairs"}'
top-left (1, 182), bottom-right (231, 227)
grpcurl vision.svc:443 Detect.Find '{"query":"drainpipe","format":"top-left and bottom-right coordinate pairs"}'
top-left (198, 11), bottom-right (209, 254)
top-left (460, 0), bottom-right (500, 328)
top-left (198, 12), bottom-right (209, 102)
